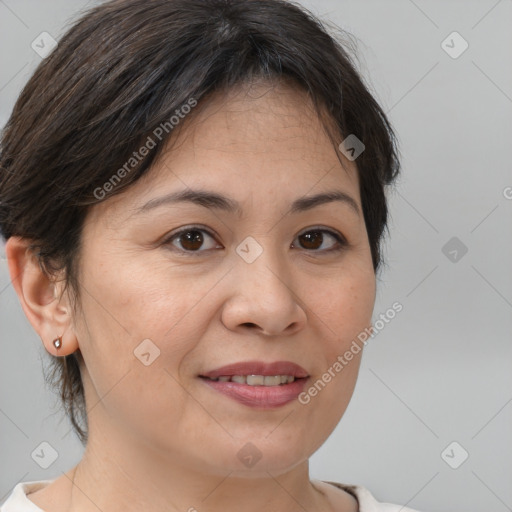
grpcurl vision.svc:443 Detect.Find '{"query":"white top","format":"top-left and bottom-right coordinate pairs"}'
top-left (0, 479), bottom-right (421, 511)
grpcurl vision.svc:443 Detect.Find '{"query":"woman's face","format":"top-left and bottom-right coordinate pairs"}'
top-left (71, 82), bottom-right (376, 477)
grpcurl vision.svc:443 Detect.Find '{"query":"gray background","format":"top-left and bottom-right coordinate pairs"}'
top-left (1, 1), bottom-right (511, 511)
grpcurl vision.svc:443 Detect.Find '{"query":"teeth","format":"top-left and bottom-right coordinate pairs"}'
top-left (207, 375), bottom-right (297, 386)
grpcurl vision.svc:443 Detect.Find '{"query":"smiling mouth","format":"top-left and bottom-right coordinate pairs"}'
top-left (199, 375), bottom-right (307, 386)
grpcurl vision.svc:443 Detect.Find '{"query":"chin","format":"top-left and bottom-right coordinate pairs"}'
top-left (207, 434), bottom-right (313, 476)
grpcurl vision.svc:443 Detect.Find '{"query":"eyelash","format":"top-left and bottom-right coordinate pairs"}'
top-left (162, 225), bottom-right (348, 256)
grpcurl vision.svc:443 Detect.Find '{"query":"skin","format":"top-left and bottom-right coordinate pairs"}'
top-left (6, 80), bottom-right (376, 512)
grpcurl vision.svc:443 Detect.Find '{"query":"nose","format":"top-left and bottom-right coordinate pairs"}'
top-left (221, 247), bottom-right (307, 337)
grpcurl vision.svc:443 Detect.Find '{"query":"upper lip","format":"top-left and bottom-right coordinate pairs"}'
top-left (200, 361), bottom-right (309, 379)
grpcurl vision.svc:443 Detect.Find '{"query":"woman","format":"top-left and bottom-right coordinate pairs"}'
top-left (0, 0), bottom-right (417, 510)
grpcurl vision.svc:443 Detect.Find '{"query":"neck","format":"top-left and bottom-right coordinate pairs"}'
top-left (60, 421), bottom-right (332, 512)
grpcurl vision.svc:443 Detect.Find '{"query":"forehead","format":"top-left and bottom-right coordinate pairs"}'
top-left (91, 80), bottom-right (361, 224)
top-left (147, 82), bottom-right (357, 191)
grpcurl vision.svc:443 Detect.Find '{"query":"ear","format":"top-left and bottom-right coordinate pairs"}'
top-left (5, 236), bottom-right (79, 357)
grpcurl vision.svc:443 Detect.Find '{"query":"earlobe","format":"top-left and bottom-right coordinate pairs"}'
top-left (5, 236), bottom-right (79, 357)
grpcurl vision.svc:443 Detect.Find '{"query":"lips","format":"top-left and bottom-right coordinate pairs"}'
top-left (199, 360), bottom-right (309, 380)
top-left (198, 360), bottom-right (310, 408)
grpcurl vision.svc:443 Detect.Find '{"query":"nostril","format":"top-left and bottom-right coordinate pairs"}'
top-left (241, 322), bottom-right (257, 328)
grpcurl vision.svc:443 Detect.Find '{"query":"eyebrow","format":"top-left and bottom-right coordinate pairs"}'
top-left (134, 188), bottom-right (361, 218)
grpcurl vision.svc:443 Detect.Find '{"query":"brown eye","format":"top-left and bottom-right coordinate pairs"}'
top-left (298, 230), bottom-right (323, 250)
top-left (178, 230), bottom-right (204, 251)
top-left (166, 227), bottom-right (219, 253)
top-left (164, 225), bottom-right (347, 256)
top-left (293, 228), bottom-right (346, 253)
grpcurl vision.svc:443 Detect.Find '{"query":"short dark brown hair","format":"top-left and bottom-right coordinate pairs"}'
top-left (0, 0), bottom-right (400, 445)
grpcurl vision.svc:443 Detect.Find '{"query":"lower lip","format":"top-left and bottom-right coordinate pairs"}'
top-left (199, 377), bottom-right (308, 408)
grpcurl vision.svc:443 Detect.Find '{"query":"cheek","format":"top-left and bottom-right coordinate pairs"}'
top-left (73, 248), bottom-right (220, 413)
top-left (307, 265), bottom-right (375, 342)
top-left (74, 277), bottom-right (200, 446)
top-left (296, 265), bottom-right (374, 415)
top-left (78, 245), bottom-right (205, 343)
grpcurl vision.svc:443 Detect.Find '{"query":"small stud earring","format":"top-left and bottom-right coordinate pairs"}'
top-left (53, 336), bottom-right (62, 350)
